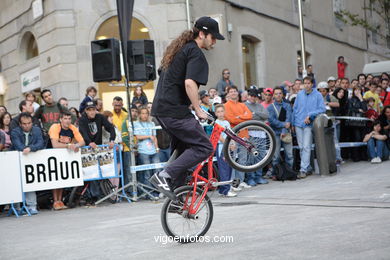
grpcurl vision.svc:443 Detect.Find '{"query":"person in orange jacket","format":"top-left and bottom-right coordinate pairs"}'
top-left (224, 85), bottom-right (253, 128)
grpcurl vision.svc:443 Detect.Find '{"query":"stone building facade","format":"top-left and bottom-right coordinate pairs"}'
top-left (0, 0), bottom-right (388, 113)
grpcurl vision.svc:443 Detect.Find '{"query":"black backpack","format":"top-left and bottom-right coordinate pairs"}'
top-left (274, 161), bottom-right (298, 181)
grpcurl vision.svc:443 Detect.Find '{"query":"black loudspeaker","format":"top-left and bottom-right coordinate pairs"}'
top-left (91, 38), bottom-right (121, 82)
top-left (127, 40), bottom-right (156, 81)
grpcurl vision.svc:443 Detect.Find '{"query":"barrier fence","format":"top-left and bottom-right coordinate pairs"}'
top-left (0, 144), bottom-right (130, 218)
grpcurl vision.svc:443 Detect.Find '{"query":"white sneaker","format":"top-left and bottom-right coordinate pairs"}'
top-left (231, 186), bottom-right (242, 192)
top-left (371, 158), bottom-right (376, 163)
top-left (239, 182), bottom-right (251, 189)
top-left (225, 191), bottom-right (237, 197)
top-left (374, 157), bottom-right (382, 163)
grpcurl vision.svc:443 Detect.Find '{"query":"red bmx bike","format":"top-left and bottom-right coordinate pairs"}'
top-left (160, 117), bottom-right (276, 243)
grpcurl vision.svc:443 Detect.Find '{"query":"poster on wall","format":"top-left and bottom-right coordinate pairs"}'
top-left (20, 67), bottom-right (41, 93)
top-left (0, 151), bottom-right (23, 205)
top-left (20, 149), bottom-right (83, 192)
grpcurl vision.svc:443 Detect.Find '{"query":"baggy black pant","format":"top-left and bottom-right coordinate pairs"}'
top-left (156, 116), bottom-right (214, 188)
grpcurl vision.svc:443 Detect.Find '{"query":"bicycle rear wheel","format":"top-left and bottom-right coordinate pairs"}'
top-left (223, 120), bottom-right (276, 172)
top-left (161, 186), bottom-right (213, 243)
top-left (99, 179), bottom-right (118, 204)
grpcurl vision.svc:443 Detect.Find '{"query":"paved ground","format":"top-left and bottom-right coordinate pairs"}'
top-left (1, 160), bottom-right (390, 260)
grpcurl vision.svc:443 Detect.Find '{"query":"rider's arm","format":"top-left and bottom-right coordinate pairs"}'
top-left (185, 79), bottom-right (205, 118)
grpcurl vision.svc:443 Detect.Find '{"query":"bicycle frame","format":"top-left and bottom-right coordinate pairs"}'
top-left (185, 122), bottom-right (248, 215)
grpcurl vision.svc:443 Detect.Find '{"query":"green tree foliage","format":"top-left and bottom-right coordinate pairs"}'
top-left (335, 0), bottom-right (389, 39)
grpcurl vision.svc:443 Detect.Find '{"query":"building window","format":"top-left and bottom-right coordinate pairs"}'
top-left (242, 35), bottom-right (259, 88)
top-left (26, 34), bottom-right (39, 59)
top-left (333, 0), bottom-right (345, 29)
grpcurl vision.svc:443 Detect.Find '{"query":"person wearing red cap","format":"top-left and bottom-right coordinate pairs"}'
top-left (150, 16), bottom-right (225, 200)
top-left (261, 88), bottom-right (274, 109)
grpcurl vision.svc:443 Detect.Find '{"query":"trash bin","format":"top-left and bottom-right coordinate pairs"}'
top-left (313, 114), bottom-right (337, 175)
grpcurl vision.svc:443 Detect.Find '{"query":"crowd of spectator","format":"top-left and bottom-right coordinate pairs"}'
top-left (0, 63), bottom-right (390, 214)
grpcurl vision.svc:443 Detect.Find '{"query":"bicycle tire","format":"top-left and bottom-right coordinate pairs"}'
top-left (161, 185), bottom-right (213, 243)
top-left (99, 179), bottom-right (118, 204)
top-left (67, 186), bottom-right (83, 208)
top-left (223, 120), bottom-right (276, 172)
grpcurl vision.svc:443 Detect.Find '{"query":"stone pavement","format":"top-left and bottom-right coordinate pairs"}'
top-left (1, 161), bottom-right (390, 260)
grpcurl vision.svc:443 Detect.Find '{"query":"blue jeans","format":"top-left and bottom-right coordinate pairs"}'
top-left (137, 153), bottom-right (160, 187)
top-left (272, 134), bottom-right (293, 168)
top-left (216, 144), bottom-right (232, 195)
top-left (158, 147), bottom-right (171, 163)
top-left (367, 138), bottom-right (389, 159)
top-left (295, 126), bottom-right (313, 173)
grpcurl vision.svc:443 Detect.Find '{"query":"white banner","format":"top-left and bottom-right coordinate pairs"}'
top-left (0, 152), bottom-right (23, 205)
top-left (20, 67), bottom-right (40, 93)
top-left (20, 149), bottom-right (83, 192)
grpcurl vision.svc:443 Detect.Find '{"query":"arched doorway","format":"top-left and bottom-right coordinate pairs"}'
top-left (95, 16), bottom-right (153, 111)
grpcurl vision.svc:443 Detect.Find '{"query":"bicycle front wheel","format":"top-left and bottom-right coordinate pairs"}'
top-left (161, 186), bottom-right (213, 243)
top-left (99, 179), bottom-right (118, 204)
top-left (223, 120), bottom-right (276, 172)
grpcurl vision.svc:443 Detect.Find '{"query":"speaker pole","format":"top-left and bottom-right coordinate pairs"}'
top-left (116, 0), bottom-right (139, 200)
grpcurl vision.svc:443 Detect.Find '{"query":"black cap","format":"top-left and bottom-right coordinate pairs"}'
top-left (248, 89), bottom-right (258, 97)
top-left (85, 100), bottom-right (96, 110)
top-left (199, 90), bottom-right (209, 99)
top-left (195, 16), bottom-right (225, 40)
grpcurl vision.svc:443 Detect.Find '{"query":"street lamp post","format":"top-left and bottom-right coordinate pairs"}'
top-left (297, 0), bottom-right (307, 78)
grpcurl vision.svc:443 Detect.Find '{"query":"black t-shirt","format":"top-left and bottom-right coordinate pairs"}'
top-left (59, 128), bottom-right (74, 144)
top-left (152, 41), bottom-right (208, 119)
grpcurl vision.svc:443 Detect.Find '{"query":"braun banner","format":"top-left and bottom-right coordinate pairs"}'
top-left (20, 149), bottom-right (84, 192)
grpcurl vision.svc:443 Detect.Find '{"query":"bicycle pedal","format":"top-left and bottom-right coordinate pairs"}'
top-left (232, 178), bottom-right (241, 188)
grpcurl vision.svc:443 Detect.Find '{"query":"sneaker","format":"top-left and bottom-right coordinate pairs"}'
top-left (231, 186), bottom-right (242, 192)
top-left (256, 177), bottom-right (269, 184)
top-left (225, 191), bottom-right (237, 197)
top-left (372, 157), bottom-right (382, 163)
top-left (149, 173), bottom-right (177, 201)
top-left (298, 172), bottom-right (306, 179)
top-left (239, 182), bottom-right (251, 189)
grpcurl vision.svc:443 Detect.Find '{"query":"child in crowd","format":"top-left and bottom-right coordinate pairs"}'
top-left (214, 104), bottom-right (237, 197)
top-left (134, 107), bottom-right (160, 198)
top-left (132, 86), bottom-right (148, 106)
top-left (79, 86), bottom-right (97, 113)
top-left (365, 97), bottom-right (379, 120)
top-left (363, 120), bottom-right (388, 163)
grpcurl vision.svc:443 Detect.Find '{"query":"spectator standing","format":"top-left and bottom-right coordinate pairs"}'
top-left (134, 107), bottom-right (160, 194)
top-left (261, 88), bottom-right (274, 109)
top-left (58, 97), bottom-right (68, 108)
top-left (327, 76), bottom-right (337, 94)
top-left (292, 76), bottom-right (326, 178)
top-left (379, 78), bottom-right (390, 107)
top-left (132, 86), bottom-right (148, 106)
top-left (306, 65), bottom-right (316, 87)
top-left (79, 86), bottom-right (97, 113)
top-left (347, 87), bottom-right (368, 161)
top-left (0, 112), bottom-right (12, 150)
top-left (357, 73), bottom-right (367, 93)
top-left (10, 100), bottom-right (40, 131)
top-left (337, 56), bottom-right (348, 79)
top-left (267, 87), bottom-right (293, 176)
top-left (363, 121), bottom-right (388, 163)
top-left (245, 89), bottom-right (269, 185)
top-left (216, 69), bottom-right (233, 97)
top-left (35, 89), bottom-right (74, 147)
top-left (95, 98), bottom-right (103, 113)
top-left (69, 107), bottom-right (81, 127)
top-left (287, 79), bottom-right (302, 102)
top-left (214, 104), bottom-right (236, 197)
top-left (25, 92), bottom-right (40, 112)
top-left (49, 112), bottom-right (85, 210)
top-left (11, 113), bottom-right (44, 214)
top-left (79, 101), bottom-right (115, 201)
top-left (224, 85), bottom-right (253, 188)
top-left (208, 87), bottom-right (218, 104)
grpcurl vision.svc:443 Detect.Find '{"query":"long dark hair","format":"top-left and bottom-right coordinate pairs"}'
top-left (160, 27), bottom-right (201, 70)
top-left (332, 88), bottom-right (348, 116)
top-left (0, 112), bottom-right (12, 130)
